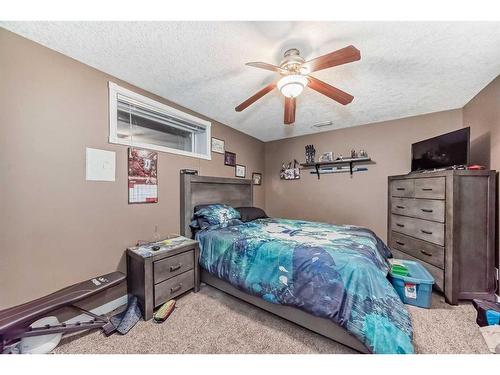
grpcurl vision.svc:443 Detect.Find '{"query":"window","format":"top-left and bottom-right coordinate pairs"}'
top-left (109, 82), bottom-right (211, 159)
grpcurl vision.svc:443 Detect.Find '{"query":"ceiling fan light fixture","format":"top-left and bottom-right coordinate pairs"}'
top-left (277, 75), bottom-right (309, 98)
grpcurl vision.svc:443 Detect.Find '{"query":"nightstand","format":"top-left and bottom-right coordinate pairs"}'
top-left (126, 235), bottom-right (200, 320)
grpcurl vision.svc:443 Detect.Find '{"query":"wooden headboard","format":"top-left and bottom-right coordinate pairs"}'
top-left (180, 174), bottom-right (253, 238)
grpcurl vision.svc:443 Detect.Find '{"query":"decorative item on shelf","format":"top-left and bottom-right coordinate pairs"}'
top-left (224, 151), bottom-right (236, 166)
top-left (300, 151), bottom-right (373, 179)
top-left (252, 172), bottom-right (262, 185)
top-left (281, 159), bottom-right (300, 180)
top-left (235, 164), bottom-right (246, 178)
top-left (211, 137), bottom-right (225, 154)
top-left (319, 152), bottom-right (334, 162)
top-left (305, 144), bottom-right (316, 164)
top-left (128, 148), bottom-right (158, 204)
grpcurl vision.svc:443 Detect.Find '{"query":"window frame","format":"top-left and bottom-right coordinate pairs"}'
top-left (108, 82), bottom-right (211, 160)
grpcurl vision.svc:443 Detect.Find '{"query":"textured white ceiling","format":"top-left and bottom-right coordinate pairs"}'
top-left (2, 21), bottom-right (499, 141)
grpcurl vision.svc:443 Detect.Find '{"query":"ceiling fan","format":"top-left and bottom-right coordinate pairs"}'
top-left (235, 45), bottom-right (361, 125)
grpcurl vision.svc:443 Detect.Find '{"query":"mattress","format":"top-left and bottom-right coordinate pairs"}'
top-left (196, 217), bottom-right (414, 354)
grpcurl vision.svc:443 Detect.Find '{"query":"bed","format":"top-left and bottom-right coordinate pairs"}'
top-left (180, 174), bottom-right (414, 354)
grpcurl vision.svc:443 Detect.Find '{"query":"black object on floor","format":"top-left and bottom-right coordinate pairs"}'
top-left (110, 296), bottom-right (142, 335)
top-left (472, 299), bottom-right (500, 327)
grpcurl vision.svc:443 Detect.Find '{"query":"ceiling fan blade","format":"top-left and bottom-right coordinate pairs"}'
top-left (308, 76), bottom-right (354, 105)
top-left (284, 97), bottom-right (296, 124)
top-left (235, 82), bottom-right (276, 112)
top-left (246, 62), bottom-right (286, 74)
top-left (302, 45), bottom-right (360, 73)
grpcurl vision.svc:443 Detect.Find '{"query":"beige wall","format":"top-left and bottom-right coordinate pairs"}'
top-left (0, 29), bottom-right (265, 309)
top-left (265, 110), bottom-right (463, 242)
top-left (463, 75), bottom-right (500, 285)
top-left (464, 76), bottom-right (500, 171)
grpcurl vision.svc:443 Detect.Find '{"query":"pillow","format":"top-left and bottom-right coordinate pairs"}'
top-left (190, 217), bottom-right (242, 231)
top-left (235, 207), bottom-right (268, 222)
top-left (192, 204), bottom-right (242, 229)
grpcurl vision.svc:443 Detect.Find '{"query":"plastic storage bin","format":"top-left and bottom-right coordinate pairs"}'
top-left (388, 259), bottom-right (435, 309)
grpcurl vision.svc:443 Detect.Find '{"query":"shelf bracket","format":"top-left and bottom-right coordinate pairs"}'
top-left (315, 164), bottom-right (320, 179)
top-left (349, 162), bottom-right (353, 176)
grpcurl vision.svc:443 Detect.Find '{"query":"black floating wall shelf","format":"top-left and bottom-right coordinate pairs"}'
top-left (300, 157), bottom-right (374, 179)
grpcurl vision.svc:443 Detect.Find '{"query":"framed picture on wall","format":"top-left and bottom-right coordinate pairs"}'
top-left (235, 164), bottom-right (246, 178)
top-left (211, 137), bottom-right (225, 154)
top-left (224, 151), bottom-right (236, 166)
top-left (252, 172), bottom-right (262, 185)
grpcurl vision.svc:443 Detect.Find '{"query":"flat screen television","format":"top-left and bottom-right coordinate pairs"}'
top-left (411, 127), bottom-right (470, 172)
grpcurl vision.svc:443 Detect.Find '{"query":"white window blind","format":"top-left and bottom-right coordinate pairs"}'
top-left (109, 82), bottom-right (211, 159)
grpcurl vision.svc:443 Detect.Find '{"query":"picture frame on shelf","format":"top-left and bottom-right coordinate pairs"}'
top-left (211, 137), bottom-right (225, 154)
top-left (252, 172), bottom-right (262, 185)
top-left (224, 151), bottom-right (236, 166)
top-left (235, 164), bottom-right (246, 178)
top-left (319, 152), bottom-right (333, 162)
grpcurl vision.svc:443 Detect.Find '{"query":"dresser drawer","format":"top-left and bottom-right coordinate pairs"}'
top-left (414, 177), bottom-right (445, 199)
top-left (391, 214), bottom-right (445, 246)
top-left (390, 232), bottom-right (444, 269)
top-left (390, 179), bottom-right (414, 197)
top-left (154, 269), bottom-right (194, 307)
top-left (390, 248), bottom-right (444, 292)
top-left (391, 197), bottom-right (445, 223)
top-left (154, 250), bottom-right (194, 284)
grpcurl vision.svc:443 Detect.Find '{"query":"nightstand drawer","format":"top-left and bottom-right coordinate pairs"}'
top-left (391, 214), bottom-right (445, 246)
top-left (154, 250), bottom-right (194, 284)
top-left (154, 269), bottom-right (194, 307)
top-left (390, 231), bottom-right (445, 269)
top-left (391, 197), bottom-right (445, 222)
top-left (390, 179), bottom-right (414, 197)
top-left (414, 177), bottom-right (445, 199)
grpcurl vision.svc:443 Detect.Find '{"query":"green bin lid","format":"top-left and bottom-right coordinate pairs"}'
top-left (389, 259), bottom-right (435, 284)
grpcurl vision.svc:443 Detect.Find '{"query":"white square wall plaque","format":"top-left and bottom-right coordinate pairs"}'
top-left (86, 147), bottom-right (116, 181)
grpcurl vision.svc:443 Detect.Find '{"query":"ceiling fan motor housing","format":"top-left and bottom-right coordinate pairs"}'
top-left (280, 48), bottom-right (305, 73)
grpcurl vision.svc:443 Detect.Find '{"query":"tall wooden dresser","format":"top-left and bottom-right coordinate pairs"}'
top-left (388, 170), bottom-right (497, 304)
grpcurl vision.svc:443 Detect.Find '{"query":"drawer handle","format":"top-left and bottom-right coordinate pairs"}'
top-left (420, 250), bottom-right (433, 257)
top-left (396, 187), bottom-right (406, 191)
top-left (395, 241), bottom-right (405, 246)
top-left (421, 208), bottom-right (433, 213)
top-left (170, 284), bottom-right (182, 293)
top-left (396, 205), bottom-right (405, 209)
top-left (421, 188), bottom-right (433, 191)
top-left (396, 223), bottom-right (405, 227)
top-left (170, 264), bottom-right (182, 272)
top-left (421, 229), bottom-right (433, 235)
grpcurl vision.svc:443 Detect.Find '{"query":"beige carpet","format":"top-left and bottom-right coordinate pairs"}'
top-left (53, 285), bottom-right (489, 354)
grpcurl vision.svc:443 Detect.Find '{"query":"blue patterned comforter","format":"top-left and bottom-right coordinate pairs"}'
top-left (196, 218), bottom-right (414, 354)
